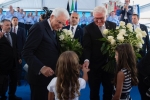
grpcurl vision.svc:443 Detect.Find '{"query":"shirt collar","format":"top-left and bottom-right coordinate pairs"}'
top-left (47, 19), bottom-right (53, 31)
top-left (99, 24), bottom-right (105, 28)
top-left (12, 25), bottom-right (18, 28)
top-left (70, 24), bottom-right (77, 29)
top-left (134, 23), bottom-right (140, 26)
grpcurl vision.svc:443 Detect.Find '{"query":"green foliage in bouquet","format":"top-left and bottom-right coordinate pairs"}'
top-left (99, 21), bottom-right (147, 73)
top-left (57, 29), bottom-right (83, 57)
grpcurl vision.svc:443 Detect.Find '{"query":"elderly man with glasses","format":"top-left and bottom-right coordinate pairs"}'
top-left (82, 6), bottom-right (116, 100)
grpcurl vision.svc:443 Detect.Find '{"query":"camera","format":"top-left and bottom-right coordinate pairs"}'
top-left (41, 7), bottom-right (52, 19)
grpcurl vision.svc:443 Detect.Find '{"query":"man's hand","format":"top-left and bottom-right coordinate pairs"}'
top-left (40, 66), bottom-right (54, 77)
top-left (0, 31), bottom-right (5, 39)
top-left (82, 61), bottom-right (89, 69)
top-left (18, 59), bottom-right (22, 64)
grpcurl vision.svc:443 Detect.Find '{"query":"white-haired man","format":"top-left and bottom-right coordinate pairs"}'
top-left (83, 6), bottom-right (116, 100)
top-left (22, 8), bottom-right (69, 100)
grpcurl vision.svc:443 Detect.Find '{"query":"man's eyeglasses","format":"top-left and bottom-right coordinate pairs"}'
top-left (94, 17), bottom-right (105, 21)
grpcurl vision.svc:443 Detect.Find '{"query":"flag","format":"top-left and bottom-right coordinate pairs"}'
top-left (67, 0), bottom-right (70, 15)
top-left (74, 0), bottom-right (77, 12)
top-left (71, 0), bottom-right (74, 12)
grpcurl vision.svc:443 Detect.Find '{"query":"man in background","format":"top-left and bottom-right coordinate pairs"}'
top-left (0, 19), bottom-right (22, 100)
top-left (107, 11), bottom-right (119, 26)
top-left (80, 12), bottom-right (87, 28)
top-left (87, 12), bottom-right (94, 24)
top-left (11, 16), bottom-right (26, 86)
top-left (63, 12), bottom-right (83, 45)
top-left (132, 14), bottom-right (150, 100)
top-left (120, 0), bottom-right (133, 24)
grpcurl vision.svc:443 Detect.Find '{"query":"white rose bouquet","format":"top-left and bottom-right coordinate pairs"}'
top-left (100, 21), bottom-right (147, 72)
top-left (57, 29), bottom-right (83, 57)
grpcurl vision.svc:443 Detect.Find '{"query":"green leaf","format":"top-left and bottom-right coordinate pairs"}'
top-left (99, 38), bottom-right (107, 42)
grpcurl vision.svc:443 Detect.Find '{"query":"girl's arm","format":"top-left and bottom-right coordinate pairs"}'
top-left (82, 66), bottom-right (90, 81)
top-left (48, 92), bottom-right (54, 100)
top-left (112, 71), bottom-right (125, 100)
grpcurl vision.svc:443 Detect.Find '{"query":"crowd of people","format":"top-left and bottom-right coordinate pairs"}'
top-left (0, 0), bottom-right (150, 100)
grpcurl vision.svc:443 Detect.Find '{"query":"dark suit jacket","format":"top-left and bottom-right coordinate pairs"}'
top-left (0, 32), bottom-right (18, 72)
top-left (11, 27), bottom-right (26, 58)
top-left (63, 25), bottom-right (83, 46)
top-left (138, 50), bottom-right (150, 76)
top-left (22, 20), bottom-right (60, 86)
top-left (139, 24), bottom-right (150, 57)
top-left (120, 5), bottom-right (133, 23)
top-left (83, 21), bottom-right (116, 70)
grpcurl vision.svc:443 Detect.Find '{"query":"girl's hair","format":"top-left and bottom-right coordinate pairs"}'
top-left (114, 43), bottom-right (138, 86)
top-left (55, 51), bottom-right (80, 100)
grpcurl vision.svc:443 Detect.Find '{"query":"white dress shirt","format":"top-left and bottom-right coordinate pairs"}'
top-left (133, 23), bottom-right (140, 29)
top-left (70, 25), bottom-right (77, 36)
top-left (12, 25), bottom-right (18, 34)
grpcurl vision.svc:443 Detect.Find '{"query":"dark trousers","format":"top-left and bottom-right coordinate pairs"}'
top-left (0, 69), bottom-right (18, 98)
top-left (88, 68), bottom-right (114, 100)
top-left (17, 63), bottom-right (22, 81)
top-left (30, 84), bottom-right (48, 100)
top-left (138, 73), bottom-right (150, 100)
top-left (8, 69), bottom-right (18, 96)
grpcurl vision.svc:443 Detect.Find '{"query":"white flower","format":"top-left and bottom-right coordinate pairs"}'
top-left (120, 21), bottom-right (125, 27)
top-left (129, 28), bottom-right (133, 32)
top-left (119, 29), bottom-right (126, 36)
top-left (62, 29), bottom-right (68, 33)
top-left (135, 27), bottom-right (141, 33)
top-left (70, 34), bottom-right (74, 38)
top-left (127, 23), bottom-right (133, 29)
top-left (117, 35), bottom-right (124, 42)
top-left (136, 42), bottom-right (142, 48)
top-left (103, 29), bottom-right (109, 35)
top-left (116, 26), bottom-right (119, 29)
top-left (67, 30), bottom-right (72, 35)
top-left (136, 33), bottom-right (142, 39)
top-left (59, 35), bottom-right (64, 40)
top-left (107, 36), bottom-right (114, 42)
top-left (141, 31), bottom-right (147, 37)
top-left (110, 39), bottom-right (116, 46)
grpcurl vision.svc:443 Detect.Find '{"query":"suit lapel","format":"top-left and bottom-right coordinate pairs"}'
top-left (3, 35), bottom-right (11, 46)
top-left (74, 26), bottom-right (79, 39)
top-left (17, 27), bottom-right (20, 34)
top-left (44, 20), bottom-right (57, 46)
top-left (140, 24), bottom-right (144, 31)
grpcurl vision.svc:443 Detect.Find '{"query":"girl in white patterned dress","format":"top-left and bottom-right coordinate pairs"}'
top-left (47, 51), bottom-right (89, 100)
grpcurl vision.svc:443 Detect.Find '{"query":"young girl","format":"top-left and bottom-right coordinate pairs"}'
top-left (47, 51), bottom-right (89, 100)
top-left (112, 43), bottom-right (138, 100)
